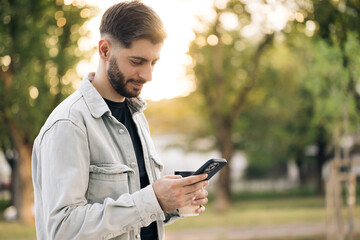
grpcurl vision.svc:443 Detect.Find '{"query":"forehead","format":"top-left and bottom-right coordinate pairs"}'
top-left (119, 39), bottom-right (163, 60)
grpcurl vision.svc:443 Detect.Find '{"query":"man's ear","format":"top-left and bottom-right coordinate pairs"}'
top-left (98, 39), bottom-right (110, 60)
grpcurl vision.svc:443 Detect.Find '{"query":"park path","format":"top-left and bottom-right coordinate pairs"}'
top-left (165, 221), bottom-right (360, 240)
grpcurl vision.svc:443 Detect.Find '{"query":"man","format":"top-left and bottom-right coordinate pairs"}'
top-left (31, 1), bottom-right (209, 239)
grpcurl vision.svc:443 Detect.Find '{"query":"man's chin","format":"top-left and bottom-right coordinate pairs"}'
top-left (121, 89), bottom-right (141, 98)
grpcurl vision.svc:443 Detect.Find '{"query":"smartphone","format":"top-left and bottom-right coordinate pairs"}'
top-left (193, 158), bottom-right (227, 180)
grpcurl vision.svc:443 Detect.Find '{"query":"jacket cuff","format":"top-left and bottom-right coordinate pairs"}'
top-left (164, 210), bottom-right (182, 225)
top-left (133, 185), bottom-right (165, 226)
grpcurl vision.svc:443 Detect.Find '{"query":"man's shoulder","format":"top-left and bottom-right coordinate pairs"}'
top-left (53, 90), bottom-right (84, 117)
top-left (36, 90), bottom-right (89, 139)
top-left (51, 90), bottom-right (88, 119)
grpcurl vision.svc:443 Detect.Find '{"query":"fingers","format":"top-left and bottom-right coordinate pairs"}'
top-left (164, 175), bottom-right (183, 179)
top-left (183, 181), bottom-right (209, 196)
top-left (177, 182), bottom-right (209, 207)
top-left (195, 188), bottom-right (208, 200)
top-left (202, 179), bottom-right (210, 188)
top-left (195, 205), bottom-right (206, 214)
top-left (178, 175), bottom-right (209, 197)
top-left (181, 174), bottom-right (208, 186)
top-left (152, 174), bottom-right (210, 212)
top-left (166, 174), bottom-right (208, 187)
top-left (192, 189), bottom-right (208, 205)
top-left (192, 197), bottom-right (208, 206)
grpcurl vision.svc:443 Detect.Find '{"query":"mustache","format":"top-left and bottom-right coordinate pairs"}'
top-left (128, 79), bottom-right (147, 85)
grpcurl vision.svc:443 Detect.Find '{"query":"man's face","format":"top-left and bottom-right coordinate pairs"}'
top-left (106, 39), bottom-right (163, 98)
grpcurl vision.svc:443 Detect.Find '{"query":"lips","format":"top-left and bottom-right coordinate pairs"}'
top-left (132, 82), bottom-right (143, 89)
top-left (128, 80), bottom-right (146, 90)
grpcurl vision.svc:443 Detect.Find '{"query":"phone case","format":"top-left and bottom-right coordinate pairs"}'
top-left (193, 158), bottom-right (227, 180)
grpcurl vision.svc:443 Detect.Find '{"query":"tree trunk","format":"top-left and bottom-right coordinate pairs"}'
top-left (203, 10), bottom-right (273, 213)
top-left (295, 150), bottom-right (307, 186)
top-left (1, 49), bottom-right (33, 223)
top-left (315, 126), bottom-right (328, 195)
top-left (7, 121), bottom-right (34, 224)
top-left (215, 122), bottom-right (234, 212)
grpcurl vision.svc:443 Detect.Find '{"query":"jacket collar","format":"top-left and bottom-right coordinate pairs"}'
top-left (80, 72), bottom-right (147, 118)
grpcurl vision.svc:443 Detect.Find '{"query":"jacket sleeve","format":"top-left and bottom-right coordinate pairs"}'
top-left (164, 210), bottom-right (183, 225)
top-left (32, 119), bottom-right (165, 239)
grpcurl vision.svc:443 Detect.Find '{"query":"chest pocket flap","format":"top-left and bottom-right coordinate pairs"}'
top-left (89, 164), bottom-right (134, 175)
top-left (87, 163), bottom-right (135, 203)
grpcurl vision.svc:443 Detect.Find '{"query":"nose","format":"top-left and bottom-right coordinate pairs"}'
top-left (138, 64), bottom-right (153, 82)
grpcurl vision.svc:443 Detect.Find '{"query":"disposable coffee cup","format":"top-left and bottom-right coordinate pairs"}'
top-left (174, 171), bottom-right (200, 217)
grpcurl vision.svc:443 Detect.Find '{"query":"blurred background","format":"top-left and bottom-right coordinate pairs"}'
top-left (0, 0), bottom-right (360, 239)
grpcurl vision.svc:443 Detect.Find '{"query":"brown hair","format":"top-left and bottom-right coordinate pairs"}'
top-left (100, 1), bottom-right (167, 48)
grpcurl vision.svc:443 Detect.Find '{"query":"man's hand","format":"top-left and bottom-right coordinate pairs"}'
top-left (152, 174), bottom-right (209, 212)
top-left (193, 182), bottom-right (209, 214)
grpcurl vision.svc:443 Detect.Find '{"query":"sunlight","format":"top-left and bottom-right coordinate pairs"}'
top-left (79, 0), bottom-right (294, 101)
top-left (79, 0), bottom-right (214, 101)
top-left (242, 0), bottom-right (295, 37)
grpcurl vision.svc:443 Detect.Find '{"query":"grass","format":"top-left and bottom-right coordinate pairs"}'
top-left (1, 190), bottom-right (359, 239)
top-left (165, 196), bottom-right (329, 231)
top-left (165, 193), bottom-right (360, 240)
top-left (0, 222), bottom-right (36, 240)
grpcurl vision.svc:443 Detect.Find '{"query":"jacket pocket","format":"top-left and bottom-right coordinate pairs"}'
top-left (150, 153), bottom-right (163, 171)
top-left (86, 163), bottom-right (134, 204)
top-left (150, 154), bottom-right (164, 180)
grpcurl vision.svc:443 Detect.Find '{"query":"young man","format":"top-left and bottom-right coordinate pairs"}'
top-left (31, 1), bottom-right (209, 239)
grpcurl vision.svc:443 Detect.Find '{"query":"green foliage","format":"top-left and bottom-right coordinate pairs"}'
top-left (187, 0), bottom-right (274, 153)
top-left (189, 12), bottom-right (264, 121)
top-left (311, 0), bottom-right (360, 46)
top-left (243, 0), bottom-right (360, 180)
top-left (243, 34), bottom-right (360, 179)
top-left (0, 200), bottom-right (10, 213)
top-left (186, 0), bottom-right (360, 181)
top-left (0, 0), bottom-right (98, 147)
top-left (238, 42), bottom-right (309, 178)
top-left (145, 96), bottom-right (204, 136)
top-left (304, 0), bottom-right (360, 133)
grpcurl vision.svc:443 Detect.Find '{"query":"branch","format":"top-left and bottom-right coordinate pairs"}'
top-left (230, 34), bottom-right (274, 124)
top-left (0, 68), bottom-right (13, 91)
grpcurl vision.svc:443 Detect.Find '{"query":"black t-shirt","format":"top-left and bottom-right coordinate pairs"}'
top-left (104, 98), bottom-right (158, 240)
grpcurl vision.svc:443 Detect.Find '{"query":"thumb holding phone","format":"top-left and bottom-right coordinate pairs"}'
top-left (152, 174), bottom-right (208, 213)
top-left (153, 158), bottom-right (227, 215)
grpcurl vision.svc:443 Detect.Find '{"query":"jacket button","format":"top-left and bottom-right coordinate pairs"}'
top-left (118, 129), bottom-right (125, 135)
top-left (135, 234), bottom-right (141, 239)
top-left (150, 214), bottom-right (156, 220)
top-left (130, 162), bottom-right (137, 168)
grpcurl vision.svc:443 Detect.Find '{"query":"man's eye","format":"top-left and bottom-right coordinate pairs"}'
top-left (131, 60), bottom-right (142, 65)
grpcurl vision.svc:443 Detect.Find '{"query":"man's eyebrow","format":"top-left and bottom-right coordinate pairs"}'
top-left (129, 56), bottom-right (160, 62)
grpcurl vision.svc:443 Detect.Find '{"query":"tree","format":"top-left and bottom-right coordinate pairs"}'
top-left (310, 0), bottom-right (360, 151)
top-left (242, 0), bottom-right (360, 194)
top-left (187, 0), bottom-right (360, 202)
top-left (0, 0), bottom-right (96, 223)
top-left (241, 17), bottom-right (360, 194)
top-left (295, 0), bottom-right (360, 192)
top-left (187, 0), bottom-right (277, 210)
top-left (238, 39), bottom-right (316, 181)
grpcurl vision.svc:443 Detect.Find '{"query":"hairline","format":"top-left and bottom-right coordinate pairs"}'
top-left (101, 33), bottom-right (164, 49)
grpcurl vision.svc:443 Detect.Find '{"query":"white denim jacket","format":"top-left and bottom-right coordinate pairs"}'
top-left (32, 73), bottom-right (179, 240)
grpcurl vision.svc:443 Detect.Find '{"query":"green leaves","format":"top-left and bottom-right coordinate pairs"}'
top-left (0, 0), bottom-right (98, 148)
top-left (186, 0), bottom-right (360, 181)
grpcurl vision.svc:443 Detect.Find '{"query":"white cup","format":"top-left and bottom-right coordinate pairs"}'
top-left (178, 204), bottom-right (199, 217)
top-left (174, 171), bottom-right (200, 217)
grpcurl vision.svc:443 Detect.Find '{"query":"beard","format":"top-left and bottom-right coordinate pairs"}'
top-left (107, 57), bottom-right (146, 98)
